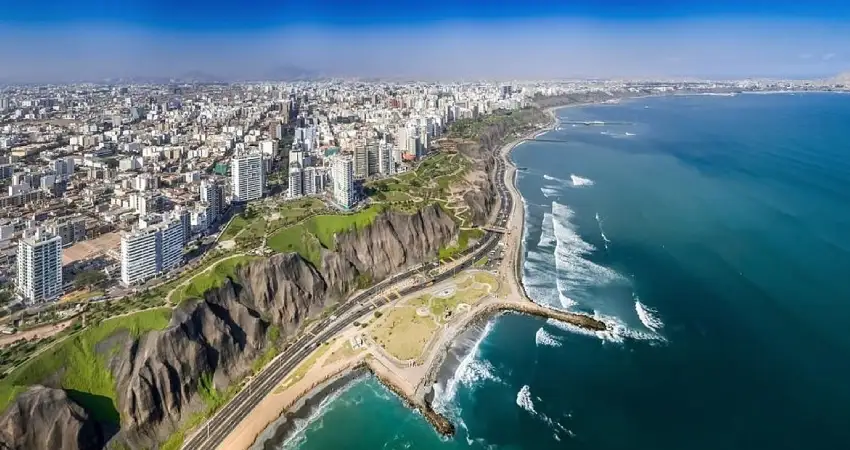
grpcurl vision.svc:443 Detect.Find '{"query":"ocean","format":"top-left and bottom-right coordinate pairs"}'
top-left (259, 93), bottom-right (850, 450)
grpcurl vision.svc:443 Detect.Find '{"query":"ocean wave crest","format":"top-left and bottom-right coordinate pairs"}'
top-left (432, 321), bottom-right (498, 411)
top-left (635, 297), bottom-right (665, 331)
top-left (570, 174), bottom-right (594, 187)
top-left (540, 185), bottom-right (560, 198)
top-left (516, 385), bottom-right (573, 440)
top-left (535, 327), bottom-right (563, 347)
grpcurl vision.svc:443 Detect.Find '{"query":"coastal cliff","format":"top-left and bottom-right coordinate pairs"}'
top-left (109, 205), bottom-right (457, 449)
top-left (0, 386), bottom-right (107, 450)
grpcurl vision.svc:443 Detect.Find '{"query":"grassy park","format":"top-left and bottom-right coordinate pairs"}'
top-left (368, 271), bottom-right (498, 361)
top-left (0, 307), bottom-right (172, 421)
top-left (170, 255), bottom-right (258, 304)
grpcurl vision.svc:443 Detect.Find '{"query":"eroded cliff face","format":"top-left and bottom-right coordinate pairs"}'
top-left (0, 386), bottom-right (106, 450)
top-left (335, 205), bottom-right (457, 280)
top-left (110, 205), bottom-right (457, 448)
top-left (457, 140), bottom-right (499, 226)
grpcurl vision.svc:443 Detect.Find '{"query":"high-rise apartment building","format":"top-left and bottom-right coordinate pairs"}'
top-left (231, 151), bottom-right (265, 202)
top-left (353, 144), bottom-right (368, 179)
top-left (288, 166), bottom-right (303, 199)
top-left (200, 179), bottom-right (225, 222)
top-left (378, 143), bottom-right (394, 175)
top-left (16, 229), bottom-right (63, 304)
top-left (332, 156), bottom-right (355, 209)
top-left (120, 214), bottom-right (185, 286)
top-left (366, 142), bottom-right (379, 177)
top-left (302, 167), bottom-right (325, 195)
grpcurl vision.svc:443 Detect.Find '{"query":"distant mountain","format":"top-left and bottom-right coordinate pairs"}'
top-left (263, 64), bottom-right (322, 81)
top-left (176, 70), bottom-right (227, 83)
top-left (831, 72), bottom-right (850, 85)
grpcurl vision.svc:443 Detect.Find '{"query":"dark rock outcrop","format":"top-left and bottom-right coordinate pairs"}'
top-left (335, 205), bottom-right (457, 280)
top-left (0, 386), bottom-right (106, 450)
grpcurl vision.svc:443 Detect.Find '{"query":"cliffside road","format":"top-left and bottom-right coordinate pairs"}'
top-left (183, 142), bottom-right (515, 450)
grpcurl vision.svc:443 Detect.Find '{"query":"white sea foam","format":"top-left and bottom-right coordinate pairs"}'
top-left (516, 385), bottom-right (536, 414)
top-left (432, 321), bottom-right (498, 411)
top-left (535, 327), bottom-right (563, 347)
top-left (516, 385), bottom-right (572, 440)
top-left (595, 212), bottom-right (611, 250)
top-left (552, 202), bottom-right (622, 289)
top-left (635, 297), bottom-right (665, 331)
top-left (570, 174), bottom-right (594, 187)
top-left (279, 381), bottom-right (354, 450)
top-left (625, 132), bottom-right (636, 136)
top-left (546, 310), bottom-right (662, 344)
top-left (543, 174), bottom-right (558, 181)
top-left (540, 185), bottom-right (560, 198)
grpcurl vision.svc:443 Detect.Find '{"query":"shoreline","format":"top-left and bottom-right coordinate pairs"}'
top-left (248, 300), bottom-right (605, 450)
top-left (220, 102), bottom-right (608, 450)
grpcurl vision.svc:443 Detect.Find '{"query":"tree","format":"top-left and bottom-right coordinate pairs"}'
top-left (0, 288), bottom-right (12, 307)
top-left (74, 270), bottom-right (107, 290)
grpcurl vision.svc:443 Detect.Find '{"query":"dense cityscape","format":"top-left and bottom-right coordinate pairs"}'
top-left (2, 77), bottom-right (846, 310)
top-left (1, 75), bottom-right (849, 450)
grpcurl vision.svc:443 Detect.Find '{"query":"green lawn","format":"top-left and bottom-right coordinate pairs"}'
top-left (0, 308), bottom-right (172, 420)
top-left (219, 215), bottom-right (248, 241)
top-left (172, 256), bottom-right (257, 303)
top-left (304, 206), bottom-right (383, 249)
top-left (439, 228), bottom-right (484, 261)
top-left (266, 224), bottom-right (324, 267)
top-left (267, 206), bottom-right (384, 265)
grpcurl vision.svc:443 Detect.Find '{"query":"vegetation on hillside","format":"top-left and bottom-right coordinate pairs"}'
top-left (0, 307), bottom-right (172, 420)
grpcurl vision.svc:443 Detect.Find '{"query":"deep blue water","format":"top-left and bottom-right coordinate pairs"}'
top-left (260, 93), bottom-right (850, 450)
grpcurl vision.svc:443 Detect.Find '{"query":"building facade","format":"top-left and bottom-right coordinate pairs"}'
top-left (200, 179), bottom-right (225, 222)
top-left (120, 214), bottom-right (185, 286)
top-left (353, 144), bottom-right (369, 180)
top-left (16, 229), bottom-right (63, 304)
top-left (231, 152), bottom-right (265, 202)
top-left (332, 156), bottom-right (355, 209)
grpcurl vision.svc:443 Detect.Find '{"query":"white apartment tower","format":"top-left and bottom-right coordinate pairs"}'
top-left (16, 229), bottom-right (63, 304)
top-left (120, 214), bottom-right (185, 286)
top-left (332, 156), bottom-right (355, 209)
top-left (120, 227), bottom-right (158, 286)
top-left (231, 152), bottom-right (265, 202)
top-left (353, 144), bottom-right (368, 180)
top-left (378, 143), bottom-right (394, 175)
top-left (288, 167), bottom-right (303, 199)
top-left (200, 179), bottom-right (225, 221)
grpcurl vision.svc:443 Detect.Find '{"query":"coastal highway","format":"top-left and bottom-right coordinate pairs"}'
top-left (183, 154), bottom-right (512, 450)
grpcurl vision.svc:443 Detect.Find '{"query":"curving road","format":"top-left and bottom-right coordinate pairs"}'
top-left (182, 150), bottom-right (513, 450)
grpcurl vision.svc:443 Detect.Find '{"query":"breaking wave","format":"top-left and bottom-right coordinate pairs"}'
top-left (540, 186), bottom-right (560, 198)
top-left (552, 202), bottom-right (623, 290)
top-left (515, 385), bottom-right (574, 441)
top-left (543, 174), bottom-right (566, 183)
top-left (432, 321), bottom-right (499, 411)
top-left (546, 310), bottom-right (662, 344)
top-left (595, 212), bottom-right (611, 250)
top-left (277, 380), bottom-right (360, 450)
top-left (516, 385), bottom-right (536, 413)
top-left (570, 174), bottom-right (594, 187)
top-left (535, 327), bottom-right (563, 347)
top-left (635, 297), bottom-right (665, 331)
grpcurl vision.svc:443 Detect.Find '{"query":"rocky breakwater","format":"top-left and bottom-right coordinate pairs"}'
top-left (0, 205), bottom-right (458, 450)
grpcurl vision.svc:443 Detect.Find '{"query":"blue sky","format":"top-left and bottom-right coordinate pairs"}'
top-left (2, 0), bottom-right (850, 81)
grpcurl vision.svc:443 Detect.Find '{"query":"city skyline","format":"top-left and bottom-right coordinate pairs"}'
top-left (2, 1), bottom-right (850, 82)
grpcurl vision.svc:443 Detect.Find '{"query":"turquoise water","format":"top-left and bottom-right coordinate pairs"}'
top-left (265, 93), bottom-right (850, 450)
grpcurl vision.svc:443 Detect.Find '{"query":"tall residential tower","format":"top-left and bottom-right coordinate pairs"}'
top-left (16, 229), bottom-right (63, 304)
